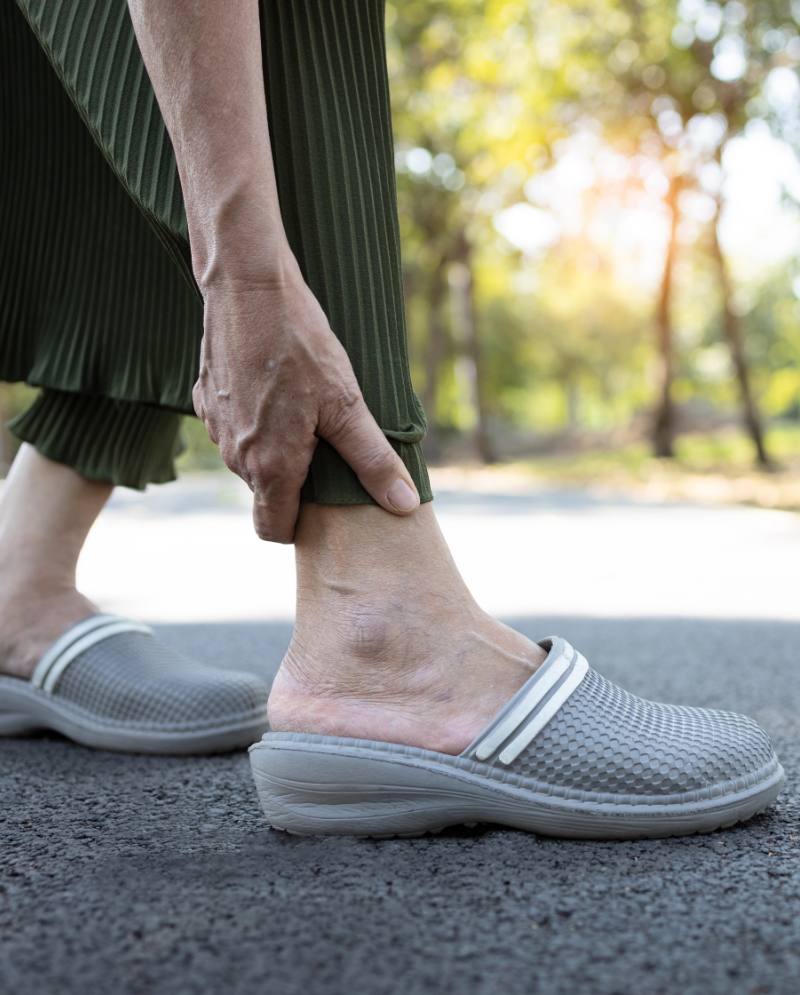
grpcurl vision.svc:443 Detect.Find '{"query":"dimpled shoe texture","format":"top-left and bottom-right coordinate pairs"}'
top-left (0, 615), bottom-right (271, 753)
top-left (486, 668), bottom-right (778, 804)
top-left (54, 631), bottom-right (268, 731)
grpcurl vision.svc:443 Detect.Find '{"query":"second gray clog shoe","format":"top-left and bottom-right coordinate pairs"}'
top-left (0, 614), bottom-right (269, 754)
top-left (250, 637), bottom-right (783, 839)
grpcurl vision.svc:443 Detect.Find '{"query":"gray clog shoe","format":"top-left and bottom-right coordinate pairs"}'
top-left (250, 637), bottom-right (783, 839)
top-left (0, 615), bottom-right (269, 754)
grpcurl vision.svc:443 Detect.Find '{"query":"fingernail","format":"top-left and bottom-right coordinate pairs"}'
top-left (387, 478), bottom-right (419, 513)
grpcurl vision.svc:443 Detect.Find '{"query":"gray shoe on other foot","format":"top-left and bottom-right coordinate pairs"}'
top-left (0, 615), bottom-right (269, 754)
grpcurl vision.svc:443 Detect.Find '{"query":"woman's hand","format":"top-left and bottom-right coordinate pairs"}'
top-left (193, 253), bottom-right (420, 543)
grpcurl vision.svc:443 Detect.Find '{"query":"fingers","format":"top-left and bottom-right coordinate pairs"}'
top-left (251, 483), bottom-right (300, 544)
top-left (321, 392), bottom-right (420, 516)
top-left (192, 380), bottom-right (219, 444)
top-left (246, 445), bottom-right (317, 544)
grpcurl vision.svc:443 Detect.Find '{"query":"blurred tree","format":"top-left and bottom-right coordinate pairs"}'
top-left (4, 2), bottom-right (798, 480)
top-left (384, 0), bottom-right (800, 466)
top-left (709, 196), bottom-right (771, 462)
top-left (653, 176), bottom-right (683, 456)
top-left (564, 0), bottom-right (800, 463)
top-left (388, 0), bottom-right (568, 459)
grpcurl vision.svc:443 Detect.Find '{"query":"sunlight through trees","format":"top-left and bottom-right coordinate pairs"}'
top-left (388, 0), bottom-right (800, 463)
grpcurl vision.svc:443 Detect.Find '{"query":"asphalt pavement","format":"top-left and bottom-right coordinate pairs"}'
top-left (3, 475), bottom-right (800, 995)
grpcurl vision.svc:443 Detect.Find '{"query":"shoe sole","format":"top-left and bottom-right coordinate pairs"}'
top-left (250, 736), bottom-right (785, 840)
top-left (0, 676), bottom-right (269, 755)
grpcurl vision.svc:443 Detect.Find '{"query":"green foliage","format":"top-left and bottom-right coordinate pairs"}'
top-left (175, 415), bottom-right (226, 473)
top-left (0, 383), bottom-right (38, 470)
top-left (387, 0), bottom-right (800, 457)
top-left (515, 423), bottom-right (800, 480)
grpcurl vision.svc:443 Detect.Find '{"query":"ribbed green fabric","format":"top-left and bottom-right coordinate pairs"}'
top-left (10, 0), bottom-right (195, 290)
top-left (2, 0), bottom-right (431, 502)
top-left (259, 0), bottom-right (429, 502)
top-left (10, 388), bottom-right (184, 489)
top-left (0, 0), bottom-right (203, 413)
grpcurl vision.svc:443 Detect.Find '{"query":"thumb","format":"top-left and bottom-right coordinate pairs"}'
top-left (321, 395), bottom-right (421, 516)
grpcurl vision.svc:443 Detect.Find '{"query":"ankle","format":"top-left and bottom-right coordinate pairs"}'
top-left (289, 501), bottom-right (480, 691)
top-left (0, 548), bottom-right (76, 590)
top-left (0, 445), bottom-right (112, 577)
top-left (0, 584), bottom-right (99, 679)
top-left (270, 617), bottom-right (492, 754)
top-left (282, 591), bottom-right (482, 695)
top-left (0, 539), bottom-right (79, 606)
top-left (268, 502), bottom-right (547, 754)
top-left (269, 603), bottom-right (544, 753)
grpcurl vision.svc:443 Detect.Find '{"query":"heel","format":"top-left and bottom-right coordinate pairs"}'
top-left (0, 712), bottom-right (40, 736)
top-left (249, 739), bottom-right (481, 837)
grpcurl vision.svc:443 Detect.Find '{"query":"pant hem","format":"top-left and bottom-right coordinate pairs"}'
top-left (8, 388), bottom-right (184, 490)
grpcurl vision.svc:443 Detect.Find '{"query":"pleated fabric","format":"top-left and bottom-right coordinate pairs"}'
top-left (11, 389), bottom-right (184, 489)
top-left (1, 0), bottom-right (431, 501)
top-left (1, 0), bottom-right (198, 487)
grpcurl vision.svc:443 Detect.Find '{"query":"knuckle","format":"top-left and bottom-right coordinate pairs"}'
top-left (336, 382), bottom-right (363, 411)
top-left (359, 444), bottom-right (399, 480)
top-left (254, 448), bottom-right (312, 487)
top-left (249, 457), bottom-right (285, 489)
top-left (192, 377), bottom-right (209, 408)
top-left (325, 385), bottom-right (366, 432)
top-left (218, 439), bottom-right (236, 468)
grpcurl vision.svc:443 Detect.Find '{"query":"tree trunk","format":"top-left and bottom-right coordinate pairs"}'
top-left (450, 236), bottom-right (495, 463)
top-left (710, 206), bottom-right (771, 468)
top-left (652, 177), bottom-right (680, 458)
top-left (420, 259), bottom-right (447, 460)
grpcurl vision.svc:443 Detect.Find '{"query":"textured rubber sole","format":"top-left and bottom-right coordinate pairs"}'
top-left (0, 676), bottom-right (269, 755)
top-left (250, 736), bottom-right (785, 840)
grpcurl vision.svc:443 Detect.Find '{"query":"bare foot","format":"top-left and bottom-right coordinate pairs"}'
top-left (267, 503), bottom-right (547, 755)
top-left (0, 445), bottom-right (113, 679)
top-left (0, 582), bottom-right (99, 679)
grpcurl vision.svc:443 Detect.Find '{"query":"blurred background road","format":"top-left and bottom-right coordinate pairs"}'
top-left (79, 467), bottom-right (800, 624)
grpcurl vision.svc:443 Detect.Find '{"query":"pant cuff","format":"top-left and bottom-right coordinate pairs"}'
top-left (300, 438), bottom-right (433, 505)
top-left (8, 388), bottom-right (184, 490)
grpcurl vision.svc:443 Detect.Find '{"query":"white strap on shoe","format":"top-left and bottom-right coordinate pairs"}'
top-left (30, 615), bottom-right (153, 693)
top-left (470, 638), bottom-right (589, 766)
top-left (499, 653), bottom-right (588, 764)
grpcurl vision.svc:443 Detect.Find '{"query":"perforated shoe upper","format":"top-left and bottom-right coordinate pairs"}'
top-left (462, 637), bottom-right (779, 804)
top-left (53, 631), bottom-right (269, 731)
top-left (501, 668), bottom-right (775, 798)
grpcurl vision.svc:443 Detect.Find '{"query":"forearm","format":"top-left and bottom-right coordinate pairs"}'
top-left (129, 0), bottom-right (420, 537)
top-left (127, 0), bottom-right (287, 289)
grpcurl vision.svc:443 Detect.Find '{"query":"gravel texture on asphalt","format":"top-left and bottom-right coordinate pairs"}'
top-left (2, 617), bottom-right (800, 995)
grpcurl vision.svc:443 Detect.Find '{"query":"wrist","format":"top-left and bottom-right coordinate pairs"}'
top-left (188, 179), bottom-right (294, 293)
top-left (195, 234), bottom-right (295, 296)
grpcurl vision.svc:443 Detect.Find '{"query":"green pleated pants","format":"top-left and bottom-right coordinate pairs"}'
top-left (0, 0), bottom-right (431, 502)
